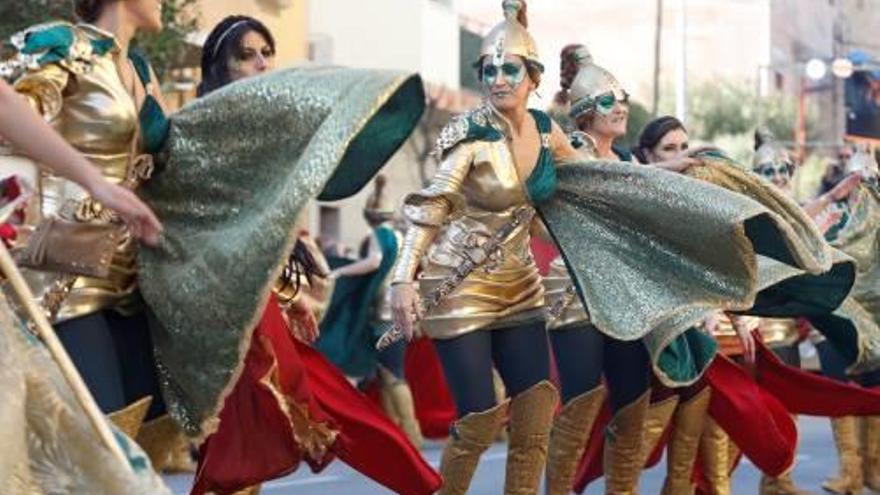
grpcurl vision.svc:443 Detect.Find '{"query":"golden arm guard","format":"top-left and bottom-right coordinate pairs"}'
top-left (391, 142), bottom-right (475, 284)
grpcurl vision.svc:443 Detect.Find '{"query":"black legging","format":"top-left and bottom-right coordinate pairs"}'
top-left (55, 308), bottom-right (166, 419)
top-left (377, 338), bottom-right (407, 380)
top-left (818, 340), bottom-right (880, 387)
top-left (434, 317), bottom-right (551, 417)
top-left (550, 322), bottom-right (650, 412)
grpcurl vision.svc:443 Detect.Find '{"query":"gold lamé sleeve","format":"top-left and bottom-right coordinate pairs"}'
top-left (13, 64), bottom-right (70, 121)
top-left (391, 143), bottom-right (475, 284)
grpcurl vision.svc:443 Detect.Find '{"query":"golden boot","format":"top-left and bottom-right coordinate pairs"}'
top-left (823, 416), bottom-right (864, 495)
top-left (439, 400), bottom-right (509, 495)
top-left (637, 396), bottom-right (680, 467)
top-left (135, 414), bottom-right (181, 472)
top-left (164, 433), bottom-right (196, 473)
top-left (231, 486), bottom-right (261, 495)
top-left (700, 418), bottom-right (732, 495)
top-left (388, 381), bottom-right (424, 449)
top-left (760, 415), bottom-right (811, 495)
top-left (505, 381), bottom-right (559, 495)
top-left (861, 416), bottom-right (880, 491)
top-left (662, 388), bottom-right (711, 495)
top-left (759, 472), bottom-right (812, 495)
top-left (545, 385), bottom-right (607, 495)
top-left (107, 396), bottom-right (152, 439)
top-left (604, 391), bottom-right (651, 495)
top-left (493, 368), bottom-right (510, 442)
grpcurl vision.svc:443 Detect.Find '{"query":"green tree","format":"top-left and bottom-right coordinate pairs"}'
top-left (0, 0), bottom-right (199, 81)
top-left (688, 81), bottom-right (818, 145)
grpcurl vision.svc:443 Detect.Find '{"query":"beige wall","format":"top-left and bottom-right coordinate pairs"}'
top-left (197, 0), bottom-right (308, 67)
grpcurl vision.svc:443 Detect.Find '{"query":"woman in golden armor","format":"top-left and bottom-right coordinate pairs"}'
top-left (0, 78), bottom-right (167, 493)
top-left (1, 0), bottom-right (173, 447)
top-left (388, 3), bottom-right (848, 492)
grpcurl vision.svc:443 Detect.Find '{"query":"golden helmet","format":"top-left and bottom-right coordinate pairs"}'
top-left (478, 1), bottom-right (543, 74)
top-left (752, 129), bottom-right (793, 173)
top-left (568, 50), bottom-right (628, 119)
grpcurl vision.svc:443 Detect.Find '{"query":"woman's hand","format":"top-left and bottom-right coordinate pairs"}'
top-left (828, 173), bottom-right (862, 201)
top-left (728, 313), bottom-right (758, 365)
top-left (88, 180), bottom-right (163, 246)
top-left (287, 297), bottom-right (319, 343)
top-left (391, 282), bottom-right (422, 342)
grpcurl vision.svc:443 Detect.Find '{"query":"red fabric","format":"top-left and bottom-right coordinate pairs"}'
top-left (753, 338), bottom-right (880, 416)
top-left (705, 355), bottom-right (797, 477)
top-left (192, 295), bottom-right (441, 495)
top-left (404, 337), bottom-right (457, 439)
top-left (572, 354), bottom-right (798, 493)
top-left (530, 237), bottom-right (558, 276)
top-left (296, 339), bottom-right (443, 495)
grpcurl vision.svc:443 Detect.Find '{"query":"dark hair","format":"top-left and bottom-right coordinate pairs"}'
top-left (75, 0), bottom-right (104, 23)
top-left (197, 15), bottom-right (276, 97)
top-left (634, 116), bottom-right (687, 163)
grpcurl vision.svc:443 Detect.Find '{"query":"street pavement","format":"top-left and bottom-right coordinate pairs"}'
top-left (165, 415), bottom-right (838, 494)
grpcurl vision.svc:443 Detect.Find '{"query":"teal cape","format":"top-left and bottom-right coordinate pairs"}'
top-left (137, 67), bottom-right (425, 437)
top-left (316, 224), bottom-right (398, 377)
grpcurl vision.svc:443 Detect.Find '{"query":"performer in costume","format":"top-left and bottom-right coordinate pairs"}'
top-left (821, 146), bottom-right (880, 495)
top-left (0, 77), bottom-right (168, 494)
top-left (318, 175), bottom-right (424, 448)
top-left (389, 4), bottom-right (570, 492)
top-left (551, 50), bottom-right (880, 493)
top-left (182, 16), bottom-right (440, 495)
top-left (0, 0), bottom-right (179, 460)
top-left (546, 47), bottom-right (746, 495)
top-left (386, 6), bottom-right (853, 492)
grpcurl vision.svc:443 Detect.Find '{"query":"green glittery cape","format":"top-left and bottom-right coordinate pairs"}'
top-left (137, 67), bottom-right (425, 436)
top-left (537, 154), bottom-right (875, 386)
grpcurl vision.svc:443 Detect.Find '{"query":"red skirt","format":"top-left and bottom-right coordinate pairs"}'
top-left (192, 294), bottom-right (441, 495)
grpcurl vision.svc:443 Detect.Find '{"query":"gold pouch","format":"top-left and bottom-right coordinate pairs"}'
top-left (15, 216), bottom-right (122, 279)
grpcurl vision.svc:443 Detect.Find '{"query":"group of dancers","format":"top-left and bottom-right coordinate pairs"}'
top-left (0, 0), bottom-right (877, 494)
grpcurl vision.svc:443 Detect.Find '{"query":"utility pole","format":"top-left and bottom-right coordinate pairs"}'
top-left (675, 0), bottom-right (688, 124)
top-left (652, 0), bottom-right (663, 116)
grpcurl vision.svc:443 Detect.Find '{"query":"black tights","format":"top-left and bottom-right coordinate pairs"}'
top-left (55, 308), bottom-right (166, 419)
top-left (550, 323), bottom-right (650, 412)
top-left (434, 318), bottom-right (551, 417)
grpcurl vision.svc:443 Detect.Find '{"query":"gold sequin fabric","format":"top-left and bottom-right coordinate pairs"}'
top-left (6, 23), bottom-right (143, 323)
top-left (0, 293), bottom-right (170, 494)
top-left (832, 183), bottom-right (880, 326)
top-left (137, 67), bottom-right (425, 436)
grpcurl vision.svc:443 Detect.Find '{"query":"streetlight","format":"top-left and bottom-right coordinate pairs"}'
top-left (805, 58), bottom-right (827, 80)
top-left (831, 58), bottom-right (854, 79)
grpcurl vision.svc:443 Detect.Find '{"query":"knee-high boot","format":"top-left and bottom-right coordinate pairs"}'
top-left (700, 418), bottom-right (733, 495)
top-left (637, 396), bottom-right (680, 467)
top-left (439, 400), bottom-right (509, 495)
top-left (545, 385), bottom-right (606, 495)
top-left (759, 416), bottom-right (810, 495)
top-left (387, 380), bottom-right (424, 449)
top-left (604, 391), bottom-right (651, 495)
top-left (661, 388), bottom-right (711, 495)
top-left (823, 416), bottom-right (864, 495)
top-left (107, 396), bottom-right (152, 439)
top-left (505, 381), bottom-right (559, 494)
top-left (135, 415), bottom-right (182, 472)
top-left (862, 416), bottom-right (880, 492)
